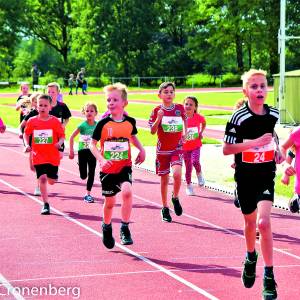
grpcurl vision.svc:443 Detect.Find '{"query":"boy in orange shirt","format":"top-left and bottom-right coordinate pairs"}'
top-left (90, 83), bottom-right (145, 249)
top-left (24, 94), bottom-right (65, 215)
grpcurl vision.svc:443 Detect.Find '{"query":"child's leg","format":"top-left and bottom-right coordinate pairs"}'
top-left (172, 164), bottom-right (182, 198)
top-left (78, 150), bottom-right (88, 180)
top-left (243, 210), bottom-right (257, 253)
top-left (103, 196), bottom-right (116, 225)
top-left (183, 151), bottom-right (192, 184)
top-left (160, 174), bottom-right (169, 207)
top-left (120, 182), bottom-right (132, 222)
top-left (191, 148), bottom-right (201, 175)
top-left (257, 201), bottom-right (273, 266)
top-left (86, 152), bottom-right (96, 194)
top-left (39, 174), bottom-right (48, 204)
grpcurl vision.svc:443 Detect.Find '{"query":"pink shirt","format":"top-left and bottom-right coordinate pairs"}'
top-left (183, 113), bottom-right (206, 151)
top-left (0, 118), bottom-right (4, 128)
top-left (290, 126), bottom-right (300, 194)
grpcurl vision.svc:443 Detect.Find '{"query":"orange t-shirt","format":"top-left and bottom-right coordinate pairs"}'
top-left (24, 116), bottom-right (65, 166)
top-left (92, 115), bottom-right (138, 174)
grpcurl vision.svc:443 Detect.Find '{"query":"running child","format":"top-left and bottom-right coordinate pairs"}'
top-left (69, 102), bottom-right (98, 203)
top-left (90, 83), bottom-right (145, 249)
top-left (19, 92), bottom-right (42, 195)
top-left (15, 83), bottom-right (31, 123)
top-left (68, 74), bottom-right (75, 95)
top-left (280, 127), bottom-right (300, 213)
top-left (0, 117), bottom-right (6, 133)
top-left (24, 94), bottom-right (65, 215)
top-left (182, 96), bottom-right (206, 196)
top-left (149, 82), bottom-right (187, 222)
top-left (47, 82), bottom-right (72, 158)
top-left (223, 69), bottom-right (283, 299)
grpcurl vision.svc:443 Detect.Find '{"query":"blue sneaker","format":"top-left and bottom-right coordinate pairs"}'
top-left (84, 195), bottom-right (94, 203)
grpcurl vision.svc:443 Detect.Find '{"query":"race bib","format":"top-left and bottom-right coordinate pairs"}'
top-left (242, 139), bottom-right (275, 163)
top-left (186, 127), bottom-right (199, 141)
top-left (33, 129), bottom-right (53, 144)
top-left (103, 141), bottom-right (129, 160)
top-left (161, 116), bottom-right (183, 132)
top-left (79, 134), bottom-right (91, 150)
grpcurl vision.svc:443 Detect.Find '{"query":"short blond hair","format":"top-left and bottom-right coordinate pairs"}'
top-left (241, 69), bottom-right (267, 89)
top-left (103, 82), bottom-right (128, 101)
top-left (47, 82), bottom-right (60, 92)
top-left (29, 92), bottom-right (42, 104)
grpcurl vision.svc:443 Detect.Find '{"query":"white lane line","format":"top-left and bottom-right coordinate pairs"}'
top-left (134, 195), bottom-right (300, 261)
top-left (4, 263), bottom-right (300, 285)
top-left (0, 178), bottom-right (219, 300)
top-left (0, 273), bottom-right (25, 300)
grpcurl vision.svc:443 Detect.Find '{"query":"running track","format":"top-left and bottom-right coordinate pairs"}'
top-left (0, 132), bottom-right (299, 299)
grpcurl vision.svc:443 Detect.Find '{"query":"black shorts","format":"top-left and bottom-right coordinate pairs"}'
top-left (100, 166), bottom-right (132, 197)
top-left (35, 164), bottom-right (58, 180)
top-left (235, 171), bottom-right (275, 215)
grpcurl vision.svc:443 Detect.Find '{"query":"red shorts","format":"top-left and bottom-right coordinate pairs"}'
top-left (156, 150), bottom-right (183, 176)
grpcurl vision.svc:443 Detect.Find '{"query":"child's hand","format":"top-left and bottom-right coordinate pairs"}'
top-left (0, 125), bottom-right (6, 133)
top-left (275, 150), bottom-right (284, 164)
top-left (135, 149), bottom-right (146, 165)
top-left (284, 164), bottom-right (296, 177)
top-left (69, 151), bottom-right (75, 159)
top-left (157, 109), bottom-right (164, 120)
top-left (24, 145), bottom-right (31, 153)
top-left (281, 174), bottom-right (290, 185)
top-left (101, 158), bottom-right (113, 173)
top-left (54, 142), bottom-right (61, 149)
top-left (254, 133), bottom-right (273, 147)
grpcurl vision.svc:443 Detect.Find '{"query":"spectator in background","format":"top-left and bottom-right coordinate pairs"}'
top-left (68, 74), bottom-right (75, 95)
top-left (31, 64), bottom-right (39, 91)
top-left (76, 68), bottom-right (87, 95)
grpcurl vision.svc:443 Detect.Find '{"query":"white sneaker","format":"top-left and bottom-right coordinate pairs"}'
top-left (197, 174), bottom-right (205, 186)
top-left (34, 187), bottom-right (41, 196)
top-left (186, 184), bottom-right (195, 196)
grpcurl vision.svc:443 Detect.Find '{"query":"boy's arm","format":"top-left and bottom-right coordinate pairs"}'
top-left (90, 139), bottom-right (102, 161)
top-left (200, 119), bottom-right (206, 139)
top-left (62, 118), bottom-right (70, 129)
top-left (223, 133), bottom-right (273, 155)
top-left (23, 132), bottom-right (31, 152)
top-left (131, 135), bottom-right (146, 165)
top-left (18, 119), bottom-right (27, 138)
top-left (150, 109), bottom-right (163, 134)
top-left (69, 128), bottom-right (80, 159)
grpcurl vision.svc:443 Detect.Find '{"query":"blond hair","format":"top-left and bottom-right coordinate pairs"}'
top-left (103, 82), bottom-right (128, 101)
top-left (82, 102), bottom-right (98, 114)
top-left (47, 82), bottom-right (60, 92)
top-left (29, 92), bottom-right (42, 104)
top-left (241, 69), bottom-right (267, 89)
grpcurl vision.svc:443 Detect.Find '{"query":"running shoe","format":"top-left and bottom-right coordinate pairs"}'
top-left (288, 196), bottom-right (299, 213)
top-left (120, 226), bottom-right (133, 245)
top-left (241, 251), bottom-right (258, 288)
top-left (161, 207), bottom-right (172, 222)
top-left (84, 195), bottom-right (94, 203)
top-left (172, 196), bottom-right (183, 216)
top-left (186, 184), bottom-right (195, 196)
top-left (41, 202), bottom-right (50, 215)
top-left (197, 174), bottom-right (205, 186)
top-left (34, 187), bottom-right (41, 196)
top-left (234, 189), bottom-right (240, 208)
top-left (102, 224), bottom-right (115, 249)
top-left (262, 275), bottom-right (277, 299)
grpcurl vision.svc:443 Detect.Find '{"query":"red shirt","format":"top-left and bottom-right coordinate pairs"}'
top-left (24, 116), bottom-right (65, 166)
top-left (183, 113), bottom-right (206, 151)
top-left (149, 104), bottom-right (187, 154)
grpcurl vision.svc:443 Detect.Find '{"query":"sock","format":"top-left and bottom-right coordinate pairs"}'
top-left (102, 222), bottom-right (112, 229)
top-left (121, 221), bottom-right (129, 229)
top-left (246, 250), bottom-right (257, 261)
top-left (264, 266), bottom-right (274, 278)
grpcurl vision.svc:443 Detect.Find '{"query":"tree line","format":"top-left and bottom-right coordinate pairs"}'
top-left (0, 0), bottom-right (299, 81)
